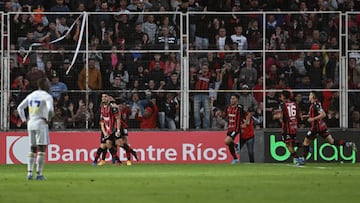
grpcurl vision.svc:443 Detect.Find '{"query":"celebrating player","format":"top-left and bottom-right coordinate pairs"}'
top-left (302, 91), bottom-right (357, 162)
top-left (17, 78), bottom-right (54, 180)
top-left (93, 93), bottom-right (121, 165)
top-left (224, 94), bottom-right (246, 164)
top-left (273, 90), bottom-right (303, 166)
top-left (115, 99), bottom-right (138, 165)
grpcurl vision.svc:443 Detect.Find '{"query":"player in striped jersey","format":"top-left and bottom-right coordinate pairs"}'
top-left (93, 93), bottom-right (121, 165)
top-left (274, 90), bottom-right (303, 165)
top-left (302, 91), bottom-right (357, 161)
top-left (115, 99), bottom-right (138, 165)
top-left (224, 94), bottom-right (246, 164)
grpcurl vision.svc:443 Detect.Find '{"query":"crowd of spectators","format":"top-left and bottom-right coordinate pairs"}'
top-left (2, 0), bottom-right (360, 130)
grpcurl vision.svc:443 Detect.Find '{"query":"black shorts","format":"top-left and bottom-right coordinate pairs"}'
top-left (226, 131), bottom-right (238, 140)
top-left (282, 133), bottom-right (297, 144)
top-left (100, 132), bottom-right (115, 144)
top-left (115, 128), bottom-right (129, 140)
top-left (306, 129), bottom-right (330, 140)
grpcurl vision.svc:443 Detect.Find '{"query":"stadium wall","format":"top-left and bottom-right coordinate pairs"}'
top-left (0, 130), bottom-right (358, 164)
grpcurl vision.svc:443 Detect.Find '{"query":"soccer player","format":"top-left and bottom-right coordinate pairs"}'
top-left (302, 91), bottom-right (357, 162)
top-left (224, 94), bottom-right (245, 164)
top-left (236, 109), bottom-right (255, 163)
top-left (93, 93), bottom-right (121, 165)
top-left (17, 78), bottom-right (54, 180)
top-left (273, 90), bottom-right (303, 165)
top-left (115, 99), bottom-right (138, 165)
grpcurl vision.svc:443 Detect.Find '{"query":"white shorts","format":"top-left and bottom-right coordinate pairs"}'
top-left (28, 126), bottom-right (50, 146)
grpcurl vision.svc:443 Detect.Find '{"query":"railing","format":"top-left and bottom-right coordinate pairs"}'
top-left (1, 11), bottom-right (359, 131)
top-left (1, 11), bottom-right (5, 130)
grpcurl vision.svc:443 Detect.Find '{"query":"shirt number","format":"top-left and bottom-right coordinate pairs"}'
top-left (29, 100), bottom-right (41, 114)
top-left (287, 105), bottom-right (297, 117)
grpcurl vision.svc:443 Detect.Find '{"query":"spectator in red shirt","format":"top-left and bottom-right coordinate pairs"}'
top-left (149, 53), bottom-right (165, 72)
top-left (322, 79), bottom-right (334, 113)
top-left (236, 111), bottom-right (255, 163)
top-left (136, 106), bottom-right (158, 129)
top-left (252, 76), bottom-right (264, 104)
top-left (10, 107), bottom-right (25, 129)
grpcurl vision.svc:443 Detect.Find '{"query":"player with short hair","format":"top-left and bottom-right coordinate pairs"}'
top-left (17, 77), bottom-right (55, 180)
top-left (115, 99), bottom-right (138, 165)
top-left (93, 93), bottom-right (121, 165)
top-left (224, 94), bottom-right (245, 164)
top-left (274, 90), bottom-right (303, 165)
top-left (302, 91), bottom-right (357, 162)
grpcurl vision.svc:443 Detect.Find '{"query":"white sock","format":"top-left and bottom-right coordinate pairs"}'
top-left (36, 152), bottom-right (46, 176)
top-left (28, 152), bottom-right (35, 176)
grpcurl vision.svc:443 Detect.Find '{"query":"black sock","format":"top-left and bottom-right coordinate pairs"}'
top-left (123, 143), bottom-right (129, 151)
top-left (334, 139), bottom-right (344, 146)
top-left (94, 147), bottom-right (102, 160)
top-left (228, 142), bottom-right (237, 160)
top-left (303, 146), bottom-right (309, 158)
top-left (131, 149), bottom-right (138, 160)
top-left (101, 148), bottom-right (107, 160)
top-left (109, 147), bottom-right (120, 162)
top-left (123, 144), bottom-right (132, 160)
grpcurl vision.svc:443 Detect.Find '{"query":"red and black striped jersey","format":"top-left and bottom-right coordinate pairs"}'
top-left (226, 104), bottom-right (245, 133)
top-left (100, 103), bottom-right (120, 135)
top-left (195, 73), bottom-right (214, 90)
top-left (279, 101), bottom-right (300, 135)
top-left (308, 101), bottom-right (327, 131)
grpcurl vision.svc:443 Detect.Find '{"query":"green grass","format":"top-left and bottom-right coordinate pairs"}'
top-left (0, 163), bottom-right (359, 203)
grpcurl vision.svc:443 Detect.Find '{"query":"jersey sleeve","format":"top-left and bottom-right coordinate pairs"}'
top-left (276, 102), bottom-right (284, 118)
top-left (45, 95), bottom-right (55, 120)
top-left (99, 107), bottom-right (104, 122)
top-left (278, 102), bottom-right (284, 111)
top-left (274, 102), bottom-right (285, 112)
top-left (17, 96), bottom-right (29, 122)
top-left (110, 104), bottom-right (120, 116)
top-left (314, 102), bottom-right (324, 113)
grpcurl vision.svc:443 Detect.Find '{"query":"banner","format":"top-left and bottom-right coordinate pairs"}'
top-left (1, 131), bottom-right (235, 164)
top-left (264, 130), bottom-right (359, 163)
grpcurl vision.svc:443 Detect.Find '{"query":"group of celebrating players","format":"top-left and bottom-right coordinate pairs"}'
top-left (93, 93), bottom-right (138, 166)
top-left (17, 78), bottom-right (359, 180)
top-left (225, 90), bottom-right (357, 166)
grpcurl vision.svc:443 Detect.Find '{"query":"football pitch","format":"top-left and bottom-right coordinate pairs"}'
top-left (0, 163), bottom-right (359, 203)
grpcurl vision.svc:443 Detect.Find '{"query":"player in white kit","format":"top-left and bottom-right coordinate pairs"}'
top-left (17, 78), bottom-right (54, 180)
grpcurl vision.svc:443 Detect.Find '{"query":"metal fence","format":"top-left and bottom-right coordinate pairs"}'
top-left (1, 11), bottom-right (359, 131)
